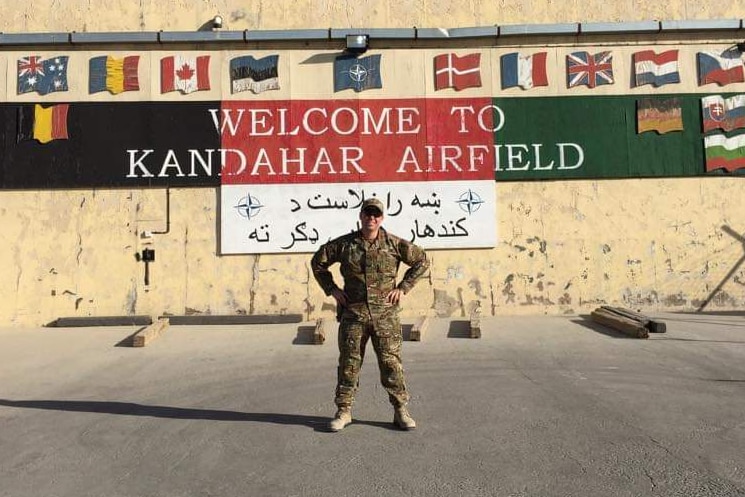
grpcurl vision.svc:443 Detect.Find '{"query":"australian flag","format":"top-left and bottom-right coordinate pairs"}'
top-left (18, 56), bottom-right (69, 95)
top-left (334, 54), bottom-right (382, 93)
top-left (566, 51), bottom-right (613, 89)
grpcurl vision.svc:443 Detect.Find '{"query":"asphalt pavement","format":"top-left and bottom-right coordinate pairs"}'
top-left (1, 312), bottom-right (745, 497)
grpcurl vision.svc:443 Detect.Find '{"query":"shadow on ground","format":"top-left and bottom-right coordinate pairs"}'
top-left (448, 320), bottom-right (473, 338)
top-left (572, 316), bottom-right (639, 339)
top-left (0, 399), bottom-right (401, 432)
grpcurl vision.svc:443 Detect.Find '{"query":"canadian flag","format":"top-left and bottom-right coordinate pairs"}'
top-left (161, 55), bottom-right (211, 94)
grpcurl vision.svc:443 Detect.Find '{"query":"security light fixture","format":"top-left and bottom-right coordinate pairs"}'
top-left (212, 15), bottom-right (223, 30)
top-left (345, 34), bottom-right (369, 53)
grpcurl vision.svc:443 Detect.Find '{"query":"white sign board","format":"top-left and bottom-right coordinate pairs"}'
top-left (221, 181), bottom-right (496, 254)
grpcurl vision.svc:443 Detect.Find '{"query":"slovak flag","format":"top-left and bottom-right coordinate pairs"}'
top-left (697, 51), bottom-right (745, 86)
top-left (161, 55), bottom-right (211, 94)
top-left (434, 53), bottom-right (482, 91)
top-left (566, 51), bottom-right (614, 89)
top-left (633, 50), bottom-right (680, 87)
top-left (701, 95), bottom-right (745, 132)
top-left (500, 52), bottom-right (548, 90)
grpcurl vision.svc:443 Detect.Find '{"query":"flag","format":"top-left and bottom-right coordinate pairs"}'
top-left (701, 95), bottom-right (745, 132)
top-left (697, 51), bottom-right (745, 86)
top-left (434, 53), bottom-right (482, 91)
top-left (500, 52), bottom-right (548, 90)
top-left (566, 51), bottom-right (614, 89)
top-left (704, 133), bottom-right (745, 172)
top-left (230, 55), bottom-right (279, 94)
top-left (161, 55), bottom-right (211, 94)
top-left (637, 98), bottom-right (683, 134)
top-left (89, 55), bottom-right (140, 94)
top-left (333, 55), bottom-right (382, 93)
top-left (17, 56), bottom-right (69, 95)
top-left (17, 104), bottom-right (70, 144)
top-left (633, 50), bottom-right (680, 87)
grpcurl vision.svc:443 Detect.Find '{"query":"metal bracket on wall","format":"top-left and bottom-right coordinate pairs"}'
top-left (151, 187), bottom-right (171, 235)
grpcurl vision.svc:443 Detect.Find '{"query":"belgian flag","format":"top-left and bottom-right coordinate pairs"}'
top-left (17, 104), bottom-right (70, 144)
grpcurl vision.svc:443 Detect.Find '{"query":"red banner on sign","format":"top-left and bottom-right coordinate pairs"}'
top-left (219, 98), bottom-right (495, 185)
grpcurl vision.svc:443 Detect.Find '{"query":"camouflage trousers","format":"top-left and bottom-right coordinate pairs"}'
top-left (335, 315), bottom-right (409, 409)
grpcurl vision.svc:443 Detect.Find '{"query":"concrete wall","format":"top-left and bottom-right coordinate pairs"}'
top-left (0, 1), bottom-right (743, 32)
top-left (1, 1), bottom-right (745, 326)
top-left (3, 178), bottom-right (744, 326)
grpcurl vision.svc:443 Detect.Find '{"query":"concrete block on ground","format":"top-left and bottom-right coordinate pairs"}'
top-left (132, 318), bottom-right (170, 347)
top-left (409, 315), bottom-right (430, 341)
top-left (469, 306), bottom-right (482, 339)
top-left (313, 318), bottom-right (331, 345)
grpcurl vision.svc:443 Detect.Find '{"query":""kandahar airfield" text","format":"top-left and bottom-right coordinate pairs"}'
top-left (125, 103), bottom-right (585, 179)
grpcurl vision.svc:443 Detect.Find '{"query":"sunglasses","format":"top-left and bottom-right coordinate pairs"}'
top-left (362, 208), bottom-right (383, 217)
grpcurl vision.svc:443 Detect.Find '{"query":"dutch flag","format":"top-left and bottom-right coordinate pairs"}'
top-left (633, 50), bottom-right (680, 87)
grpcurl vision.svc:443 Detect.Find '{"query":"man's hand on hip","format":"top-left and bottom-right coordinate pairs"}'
top-left (386, 288), bottom-right (404, 305)
top-left (331, 288), bottom-right (349, 307)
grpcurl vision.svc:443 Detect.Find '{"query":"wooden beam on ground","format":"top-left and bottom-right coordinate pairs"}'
top-left (313, 318), bottom-right (331, 345)
top-left (132, 318), bottom-right (170, 347)
top-left (409, 315), bottom-right (430, 341)
top-left (50, 315), bottom-right (153, 327)
top-left (160, 314), bottom-right (303, 325)
top-left (591, 308), bottom-right (649, 339)
top-left (469, 307), bottom-right (482, 339)
top-left (600, 306), bottom-right (667, 333)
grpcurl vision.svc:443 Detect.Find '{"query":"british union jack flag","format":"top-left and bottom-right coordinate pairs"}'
top-left (566, 51), bottom-right (614, 89)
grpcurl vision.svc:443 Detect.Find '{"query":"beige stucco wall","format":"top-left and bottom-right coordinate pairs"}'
top-left (1, 1), bottom-right (745, 326)
top-left (0, 1), bottom-right (743, 32)
top-left (2, 178), bottom-right (744, 326)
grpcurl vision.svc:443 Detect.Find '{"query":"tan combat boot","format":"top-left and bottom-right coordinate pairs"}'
top-left (393, 406), bottom-right (416, 430)
top-left (329, 408), bottom-right (352, 432)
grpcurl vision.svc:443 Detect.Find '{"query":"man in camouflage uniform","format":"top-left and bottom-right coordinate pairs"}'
top-left (311, 197), bottom-right (430, 432)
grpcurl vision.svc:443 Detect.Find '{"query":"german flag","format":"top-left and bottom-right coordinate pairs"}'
top-left (17, 104), bottom-right (70, 144)
top-left (637, 98), bottom-right (683, 134)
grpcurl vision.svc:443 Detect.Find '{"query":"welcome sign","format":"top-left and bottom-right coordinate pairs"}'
top-left (1, 44), bottom-right (744, 254)
top-left (218, 98), bottom-right (497, 253)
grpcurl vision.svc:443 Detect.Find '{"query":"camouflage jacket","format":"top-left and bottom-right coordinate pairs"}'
top-left (311, 228), bottom-right (430, 321)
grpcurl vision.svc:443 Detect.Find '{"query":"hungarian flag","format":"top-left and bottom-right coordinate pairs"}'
top-left (161, 55), bottom-right (210, 94)
top-left (705, 133), bottom-right (745, 172)
top-left (434, 53), bottom-right (481, 91)
top-left (17, 104), bottom-right (70, 144)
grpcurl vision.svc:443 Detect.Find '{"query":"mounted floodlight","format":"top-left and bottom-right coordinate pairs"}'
top-left (345, 34), bottom-right (369, 53)
top-left (212, 15), bottom-right (223, 30)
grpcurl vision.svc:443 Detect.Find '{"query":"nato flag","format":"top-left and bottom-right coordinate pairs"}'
top-left (333, 54), bottom-right (382, 93)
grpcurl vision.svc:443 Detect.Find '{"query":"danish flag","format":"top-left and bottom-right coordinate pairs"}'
top-left (434, 53), bottom-right (482, 91)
